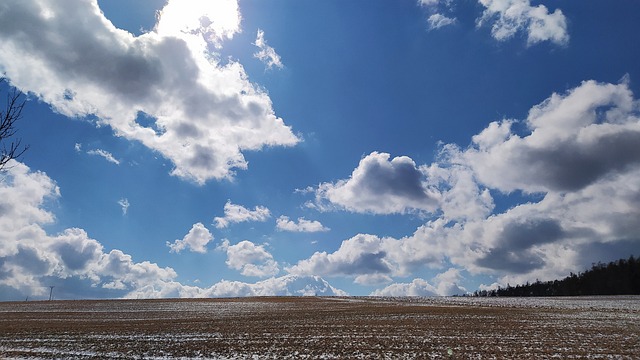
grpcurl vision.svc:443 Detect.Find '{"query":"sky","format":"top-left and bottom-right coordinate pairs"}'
top-left (0, 0), bottom-right (639, 300)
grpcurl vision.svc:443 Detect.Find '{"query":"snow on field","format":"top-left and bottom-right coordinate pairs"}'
top-left (1, 296), bottom-right (638, 359)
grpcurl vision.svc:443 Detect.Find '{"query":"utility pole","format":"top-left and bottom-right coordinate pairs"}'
top-left (48, 286), bottom-right (54, 301)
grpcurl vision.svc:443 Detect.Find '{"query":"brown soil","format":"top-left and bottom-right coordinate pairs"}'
top-left (0, 297), bottom-right (637, 359)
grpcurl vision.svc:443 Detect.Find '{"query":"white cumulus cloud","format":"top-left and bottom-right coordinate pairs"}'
top-left (122, 274), bottom-right (348, 299)
top-left (462, 79), bottom-right (640, 193)
top-left (371, 269), bottom-right (466, 296)
top-left (294, 79), bottom-right (640, 290)
top-left (371, 278), bottom-right (439, 297)
top-left (0, 0), bottom-right (299, 184)
top-left (0, 161), bottom-right (177, 299)
top-left (287, 234), bottom-right (395, 278)
top-left (218, 239), bottom-right (279, 278)
top-left (477, 0), bottom-right (569, 46)
top-left (166, 223), bottom-right (214, 254)
top-left (314, 152), bottom-right (440, 215)
top-left (213, 201), bottom-right (271, 229)
top-left (204, 275), bottom-right (347, 297)
top-left (276, 216), bottom-right (329, 232)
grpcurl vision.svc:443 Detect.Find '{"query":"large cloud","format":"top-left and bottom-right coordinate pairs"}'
top-left (218, 239), bottom-right (279, 278)
top-left (295, 79), bottom-right (640, 290)
top-left (0, 0), bottom-right (299, 184)
top-left (0, 161), bottom-right (350, 300)
top-left (124, 274), bottom-right (347, 298)
top-left (463, 80), bottom-right (640, 193)
top-left (477, 0), bottom-right (569, 45)
top-left (0, 161), bottom-right (177, 299)
top-left (287, 234), bottom-right (394, 279)
top-left (436, 80), bottom-right (640, 282)
top-left (205, 275), bottom-right (347, 297)
top-left (287, 221), bottom-right (453, 284)
top-left (314, 152), bottom-right (440, 215)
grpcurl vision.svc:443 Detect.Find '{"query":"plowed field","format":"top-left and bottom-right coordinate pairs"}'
top-left (1, 296), bottom-right (638, 359)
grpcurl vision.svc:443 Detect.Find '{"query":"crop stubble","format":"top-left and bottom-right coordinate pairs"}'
top-left (0, 296), bottom-right (638, 359)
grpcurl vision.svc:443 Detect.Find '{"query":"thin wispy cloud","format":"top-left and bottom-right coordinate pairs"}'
top-left (117, 198), bottom-right (130, 215)
top-left (87, 149), bottom-right (120, 165)
top-left (428, 14), bottom-right (456, 30)
top-left (254, 29), bottom-right (283, 70)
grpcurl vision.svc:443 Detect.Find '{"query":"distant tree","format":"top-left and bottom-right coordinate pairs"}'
top-left (0, 78), bottom-right (28, 170)
top-left (474, 255), bottom-right (640, 297)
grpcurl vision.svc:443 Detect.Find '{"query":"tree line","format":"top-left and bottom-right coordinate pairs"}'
top-left (474, 255), bottom-right (640, 297)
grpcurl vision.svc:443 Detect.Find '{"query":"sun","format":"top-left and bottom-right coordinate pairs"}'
top-left (155, 0), bottom-right (240, 43)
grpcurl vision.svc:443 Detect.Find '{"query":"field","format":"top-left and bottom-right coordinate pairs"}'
top-left (0, 296), bottom-right (638, 359)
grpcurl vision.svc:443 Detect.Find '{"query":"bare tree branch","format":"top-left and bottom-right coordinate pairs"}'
top-left (0, 78), bottom-right (29, 170)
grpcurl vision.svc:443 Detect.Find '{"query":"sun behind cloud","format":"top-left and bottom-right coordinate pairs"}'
top-left (155, 0), bottom-right (241, 45)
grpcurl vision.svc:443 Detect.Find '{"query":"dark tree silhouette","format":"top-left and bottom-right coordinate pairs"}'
top-left (0, 78), bottom-right (29, 171)
top-left (474, 255), bottom-right (640, 297)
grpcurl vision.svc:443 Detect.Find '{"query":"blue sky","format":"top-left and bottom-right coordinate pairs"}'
top-left (1, 0), bottom-right (639, 300)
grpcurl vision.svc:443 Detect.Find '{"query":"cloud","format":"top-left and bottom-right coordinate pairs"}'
top-left (155, 0), bottom-right (240, 46)
top-left (314, 152), bottom-right (440, 215)
top-left (287, 234), bottom-right (394, 278)
top-left (425, 162), bottom-right (494, 221)
top-left (117, 198), bottom-right (130, 215)
top-left (461, 80), bottom-right (640, 193)
top-left (354, 273), bottom-right (393, 286)
top-left (474, 218), bottom-right (564, 273)
top-left (205, 275), bottom-right (348, 297)
top-left (87, 149), bottom-right (120, 165)
top-left (213, 201), bottom-right (271, 228)
top-left (0, 0), bottom-right (299, 184)
top-left (124, 274), bottom-right (348, 298)
top-left (166, 223), bottom-right (213, 254)
top-left (371, 278), bottom-right (438, 297)
top-left (254, 29), bottom-right (283, 70)
top-left (428, 14), bottom-right (456, 30)
top-left (0, 161), bottom-right (178, 300)
top-left (419, 0), bottom-right (458, 31)
top-left (477, 0), bottom-right (569, 46)
top-left (288, 218), bottom-right (458, 284)
top-left (445, 78), bottom-right (640, 280)
top-left (276, 216), bottom-right (329, 232)
top-left (432, 268), bottom-right (468, 295)
top-left (0, 162), bottom-right (345, 300)
top-left (218, 239), bottom-right (279, 277)
top-left (292, 79), bottom-right (640, 290)
top-left (371, 269), bottom-right (467, 297)
top-left (463, 167), bottom-right (640, 283)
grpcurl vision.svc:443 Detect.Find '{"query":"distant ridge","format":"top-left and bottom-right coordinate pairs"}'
top-left (475, 256), bottom-right (640, 297)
